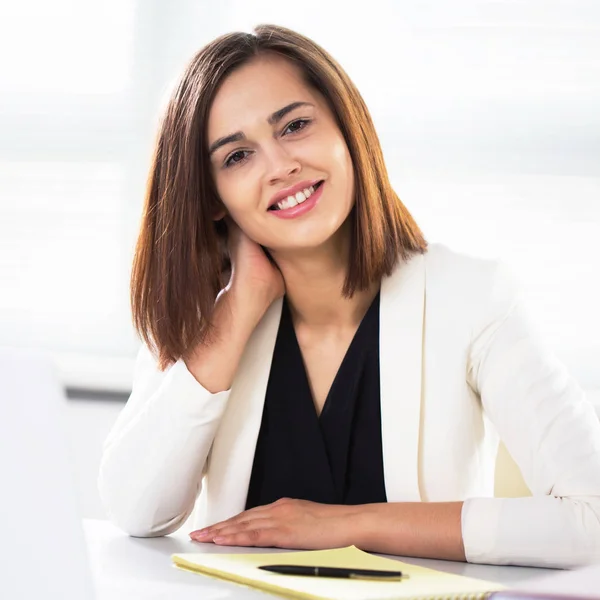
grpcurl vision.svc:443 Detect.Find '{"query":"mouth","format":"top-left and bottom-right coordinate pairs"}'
top-left (268, 180), bottom-right (324, 212)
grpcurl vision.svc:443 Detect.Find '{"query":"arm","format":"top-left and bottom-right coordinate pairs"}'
top-left (359, 263), bottom-right (600, 567)
top-left (97, 288), bottom-right (267, 537)
top-left (460, 262), bottom-right (600, 567)
top-left (354, 263), bottom-right (600, 565)
top-left (356, 501), bottom-right (465, 561)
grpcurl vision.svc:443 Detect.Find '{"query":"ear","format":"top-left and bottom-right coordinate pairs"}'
top-left (212, 208), bottom-right (227, 221)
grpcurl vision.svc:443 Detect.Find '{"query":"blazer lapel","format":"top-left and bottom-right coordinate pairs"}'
top-left (380, 253), bottom-right (426, 502)
top-left (203, 298), bottom-right (283, 525)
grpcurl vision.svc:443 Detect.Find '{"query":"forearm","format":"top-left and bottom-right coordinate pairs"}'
top-left (98, 356), bottom-right (230, 536)
top-left (351, 496), bottom-right (600, 567)
top-left (354, 502), bottom-right (466, 561)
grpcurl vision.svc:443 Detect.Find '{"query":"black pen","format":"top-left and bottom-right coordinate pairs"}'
top-left (258, 565), bottom-right (406, 581)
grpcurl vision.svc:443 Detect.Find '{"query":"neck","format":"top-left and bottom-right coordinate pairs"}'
top-left (269, 227), bottom-right (379, 330)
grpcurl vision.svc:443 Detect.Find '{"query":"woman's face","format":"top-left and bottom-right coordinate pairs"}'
top-left (207, 54), bottom-right (354, 253)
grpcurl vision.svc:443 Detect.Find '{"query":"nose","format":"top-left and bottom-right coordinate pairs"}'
top-left (263, 142), bottom-right (301, 185)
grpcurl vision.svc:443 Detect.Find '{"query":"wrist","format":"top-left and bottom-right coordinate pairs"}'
top-left (350, 504), bottom-right (379, 550)
top-left (336, 503), bottom-right (377, 550)
top-left (227, 281), bottom-right (278, 320)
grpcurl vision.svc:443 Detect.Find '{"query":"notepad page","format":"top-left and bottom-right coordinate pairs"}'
top-left (172, 545), bottom-right (505, 600)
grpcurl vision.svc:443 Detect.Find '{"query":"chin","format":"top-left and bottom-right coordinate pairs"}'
top-left (270, 224), bottom-right (349, 255)
top-left (257, 196), bottom-right (353, 253)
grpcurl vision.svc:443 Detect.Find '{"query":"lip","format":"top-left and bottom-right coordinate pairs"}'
top-left (268, 181), bottom-right (324, 220)
top-left (268, 179), bottom-right (323, 210)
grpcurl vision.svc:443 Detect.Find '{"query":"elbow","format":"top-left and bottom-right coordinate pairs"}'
top-left (100, 483), bottom-right (193, 538)
top-left (97, 464), bottom-right (193, 538)
top-left (107, 507), bottom-right (191, 539)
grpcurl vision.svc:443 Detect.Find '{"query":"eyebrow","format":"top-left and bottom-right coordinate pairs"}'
top-left (208, 101), bottom-right (314, 156)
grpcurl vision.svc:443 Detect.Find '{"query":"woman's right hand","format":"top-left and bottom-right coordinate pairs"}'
top-left (184, 220), bottom-right (284, 393)
top-left (225, 219), bottom-right (285, 312)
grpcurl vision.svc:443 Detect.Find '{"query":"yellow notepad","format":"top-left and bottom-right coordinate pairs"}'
top-left (172, 545), bottom-right (505, 600)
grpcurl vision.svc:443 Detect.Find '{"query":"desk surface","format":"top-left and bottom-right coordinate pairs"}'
top-left (84, 519), bottom-right (553, 600)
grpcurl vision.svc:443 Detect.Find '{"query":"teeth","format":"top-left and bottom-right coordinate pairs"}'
top-left (274, 184), bottom-right (318, 211)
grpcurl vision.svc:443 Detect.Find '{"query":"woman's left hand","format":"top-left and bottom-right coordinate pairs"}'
top-left (189, 498), bottom-right (364, 549)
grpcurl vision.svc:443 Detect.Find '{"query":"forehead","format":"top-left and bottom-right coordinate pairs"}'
top-left (207, 55), bottom-right (318, 140)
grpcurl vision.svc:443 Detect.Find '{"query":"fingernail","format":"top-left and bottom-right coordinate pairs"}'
top-left (213, 536), bottom-right (226, 543)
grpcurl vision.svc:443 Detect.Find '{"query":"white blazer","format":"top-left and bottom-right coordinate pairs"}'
top-left (98, 244), bottom-right (600, 568)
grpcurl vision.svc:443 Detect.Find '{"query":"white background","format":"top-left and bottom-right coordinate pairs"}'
top-left (0, 0), bottom-right (598, 392)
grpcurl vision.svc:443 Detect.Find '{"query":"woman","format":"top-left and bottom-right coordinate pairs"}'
top-left (98, 24), bottom-right (600, 568)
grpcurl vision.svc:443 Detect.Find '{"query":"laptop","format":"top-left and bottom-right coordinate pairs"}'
top-left (0, 347), bottom-right (96, 600)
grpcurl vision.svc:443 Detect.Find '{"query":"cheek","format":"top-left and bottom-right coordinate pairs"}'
top-left (330, 138), bottom-right (354, 197)
top-left (331, 137), bottom-right (349, 164)
top-left (213, 173), bottom-right (269, 240)
top-left (214, 174), bottom-right (255, 218)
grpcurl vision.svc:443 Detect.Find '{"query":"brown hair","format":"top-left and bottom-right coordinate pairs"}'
top-left (131, 24), bottom-right (427, 370)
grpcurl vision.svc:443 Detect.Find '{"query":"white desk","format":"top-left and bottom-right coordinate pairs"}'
top-left (83, 519), bottom-right (554, 599)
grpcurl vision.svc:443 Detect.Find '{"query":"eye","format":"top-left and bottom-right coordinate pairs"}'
top-left (224, 149), bottom-right (251, 168)
top-left (282, 118), bottom-right (311, 136)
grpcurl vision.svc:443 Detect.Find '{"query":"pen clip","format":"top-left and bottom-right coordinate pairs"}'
top-left (348, 573), bottom-right (409, 581)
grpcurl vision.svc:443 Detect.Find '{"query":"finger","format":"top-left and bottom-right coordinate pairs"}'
top-left (193, 512), bottom-right (246, 535)
top-left (190, 509), bottom-right (273, 541)
top-left (207, 517), bottom-right (273, 540)
top-left (214, 503), bottom-right (279, 527)
top-left (213, 527), bottom-right (281, 547)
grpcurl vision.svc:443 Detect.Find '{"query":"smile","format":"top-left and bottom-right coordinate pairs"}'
top-left (268, 181), bottom-right (324, 220)
top-left (268, 181), bottom-right (324, 211)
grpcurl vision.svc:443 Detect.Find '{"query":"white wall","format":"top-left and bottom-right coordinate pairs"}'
top-left (0, 0), bottom-right (598, 392)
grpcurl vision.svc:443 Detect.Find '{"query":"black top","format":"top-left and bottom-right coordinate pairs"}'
top-left (245, 291), bottom-right (387, 509)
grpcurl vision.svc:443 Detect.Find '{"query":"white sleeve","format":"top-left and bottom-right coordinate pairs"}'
top-left (97, 344), bottom-right (230, 537)
top-left (463, 262), bottom-right (600, 568)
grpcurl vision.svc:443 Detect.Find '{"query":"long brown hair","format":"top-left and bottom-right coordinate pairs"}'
top-left (131, 24), bottom-right (427, 370)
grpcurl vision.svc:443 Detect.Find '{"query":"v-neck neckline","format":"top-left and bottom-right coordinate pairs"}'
top-left (281, 291), bottom-right (381, 420)
top-left (243, 283), bottom-right (388, 510)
